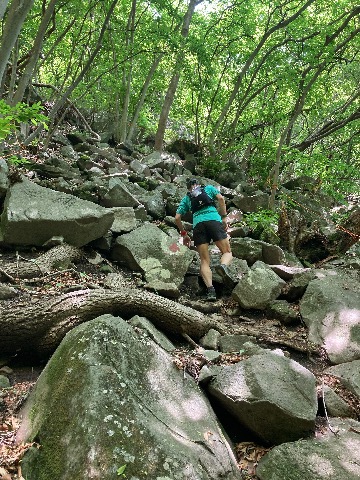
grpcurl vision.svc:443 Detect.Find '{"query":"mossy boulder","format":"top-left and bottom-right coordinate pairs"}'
top-left (17, 315), bottom-right (240, 480)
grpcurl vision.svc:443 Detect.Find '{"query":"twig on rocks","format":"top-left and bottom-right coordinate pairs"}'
top-left (0, 267), bottom-right (17, 283)
top-left (321, 379), bottom-right (339, 436)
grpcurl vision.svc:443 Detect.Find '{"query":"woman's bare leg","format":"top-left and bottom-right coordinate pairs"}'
top-left (197, 243), bottom-right (213, 287)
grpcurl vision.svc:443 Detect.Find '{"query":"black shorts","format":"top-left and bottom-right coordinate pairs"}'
top-left (193, 220), bottom-right (227, 246)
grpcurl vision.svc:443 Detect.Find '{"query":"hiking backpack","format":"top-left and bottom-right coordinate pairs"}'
top-left (187, 185), bottom-right (215, 213)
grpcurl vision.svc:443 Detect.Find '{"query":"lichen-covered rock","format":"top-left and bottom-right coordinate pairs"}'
top-left (256, 418), bottom-right (360, 480)
top-left (300, 270), bottom-right (360, 363)
top-left (17, 315), bottom-right (240, 480)
top-left (232, 261), bottom-right (286, 310)
top-left (111, 224), bottom-right (194, 293)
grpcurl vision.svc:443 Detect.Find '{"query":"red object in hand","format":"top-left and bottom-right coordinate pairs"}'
top-left (180, 230), bottom-right (187, 237)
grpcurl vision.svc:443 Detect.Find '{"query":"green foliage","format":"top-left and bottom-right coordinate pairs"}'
top-left (117, 464), bottom-right (127, 477)
top-left (197, 156), bottom-right (228, 179)
top-left (1, 0), bottom-right (357, 205)
top-left (281, 145), bottom-right (360, 201)
top-left (244, 209), bottom-right (279, 243)
top-left (7, 155), bottom-right (31, 166)
top-left (0, 100), bottom-right (48, 140)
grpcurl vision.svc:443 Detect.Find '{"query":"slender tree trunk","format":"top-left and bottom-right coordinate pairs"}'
top-left (0, 0), bottom-right (35, 91)
top-left (11, 0), bottom-right (58, 105)
top-left (118, 0), bottom-right (136, 142)
top-left (0, 0), bottom-right (10, 20)
top-left (24, 0), bottom-right (119, 146)
top-left (126, 53), bottom-right (163, 143)
top-left (154, 0), bottom-right (201, 152)
top-left (7, 39), bottom-right (19, 101)
top-left (208, 0), bottom-right (315, 151)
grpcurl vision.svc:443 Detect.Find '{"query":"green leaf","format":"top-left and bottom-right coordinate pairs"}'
top-left (117, 464), bottom-right (127, 476)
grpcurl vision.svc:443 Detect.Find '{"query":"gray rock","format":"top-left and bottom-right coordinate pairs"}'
top-left (109, 207), bottom-right (137, 233)
top-left (129, 158), bottom-right (151, 176)
top-left (300, 270), bottom-right (360, 363)
top-left (18, 315), bottom-right (240, 480)
top-left (266, 300), bottom-right (300, 325)
top-left (206, 352), bottom-right (317, 445)
top-left (280, 270), bottom-right (316, 302)
top-left (0, 179), bottom-right (114, 247)
top-left (256, 418), bottom-right (360, 480)
top-left (0, 282), bottom-right (18, 299)
top-left (325, 360), bottom-right (360, 397)
top-left (142, 151), bottom-right (165, 169)
top-left (268, 265), bottom-right (310, 281)
top-left (0, 374), bottom-right (10, 388)
top-left (60, 145), bottom-right (79, 160)
top-left (0, 158), bottom-right (9, 198)
top-left (100, 181), bottom-right (141, 208)
top-left (232, 261), bottom-right (286, 310)
top-left (129, 315), bottom-right (175, 352)
top-left (232, 191), bottom-right (269, 213)
top-left (212, 257), bottom-right (249, 285)
top-left (199, 329), bottom-right (221, 350)
top-left (231, 237), bottom-right (263, 265)
top-left (111, 224), bottom-right (194, 292)
top-left (219, 334), bottom-right (256, 353)
top-left (261, 243), bottom-right (286, 265)
top-left (322, 385), bottom-right (357, 419)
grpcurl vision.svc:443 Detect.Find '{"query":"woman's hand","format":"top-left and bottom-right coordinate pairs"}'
top-left (183, 234), bottom-right (191, 247)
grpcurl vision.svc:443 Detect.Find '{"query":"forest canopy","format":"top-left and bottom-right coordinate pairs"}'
top-left (0, 0), bottom-right (359, 199)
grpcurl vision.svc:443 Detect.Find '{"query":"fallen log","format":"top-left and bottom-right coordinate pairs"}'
top-left (0, 287), bottom-right (224, 358)
top-left (0, 244), bottom-right (82, 281)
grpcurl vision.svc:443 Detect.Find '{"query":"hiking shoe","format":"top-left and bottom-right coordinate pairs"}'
top-left (205, 286), bottom-right (217, 302)
top-left (215, 264), bottom-right (235, 288)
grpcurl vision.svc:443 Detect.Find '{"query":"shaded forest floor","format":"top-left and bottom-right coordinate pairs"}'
top-left (0, 248), bottom-right (359, 480)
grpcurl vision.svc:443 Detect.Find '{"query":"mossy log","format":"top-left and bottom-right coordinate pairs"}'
top-left (0, 287), bottom-right (224, 358)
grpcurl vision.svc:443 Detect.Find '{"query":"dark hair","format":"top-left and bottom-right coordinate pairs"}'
top-left (186, 178), bottom-right (198, 189)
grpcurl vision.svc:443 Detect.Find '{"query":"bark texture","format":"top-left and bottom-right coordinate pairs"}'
top-left (0, 287), bottom-right (223, 357)
top-left (0, 244), bottom-right (82, 280)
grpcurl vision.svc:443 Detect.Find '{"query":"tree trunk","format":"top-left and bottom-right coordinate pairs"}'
top-left (24, 0), bottom-right (119, 146)
top-left (154, 0), bottom-right (199, 152)
top-left (0, 244), bottom-right (82, 280)
top-left (118, 0), bottom-right (136, 143)
top-left (0, 0), bottom-right (10, 20)
top-left (0, 0), bottom-right (35, 90)
top-left (0, 287), bottom-right (223, 357)
top-left (126, 53), bottom-right (163, 143)
top-left (11, 0), bottom-right (58, 105)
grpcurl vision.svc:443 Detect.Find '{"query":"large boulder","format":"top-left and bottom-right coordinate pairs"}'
top-left (256, 418), bottom-right (360, 480)
top-left (232, 191), bottom-right (269, 213)
top-left (111, 224), bottom-right (194, 294)
top-left (0, 158), bottom-right (9, 198)
top-left (300, 269), bottom-right (360, 364)
top-left (325, 360), bottom-right (360, 397)
top-left (206, 352), bottom-right (317, 445)
top-left (231, 238), bottom-right (286, 266)
top-left (0, 179), bottom-right (114, 247)
top-left (232, 261), bottom-right (286, 310)
top-left (17, 315), bottom-right (241, 480)
top-left (99, 179), bottom-right (141, 208)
